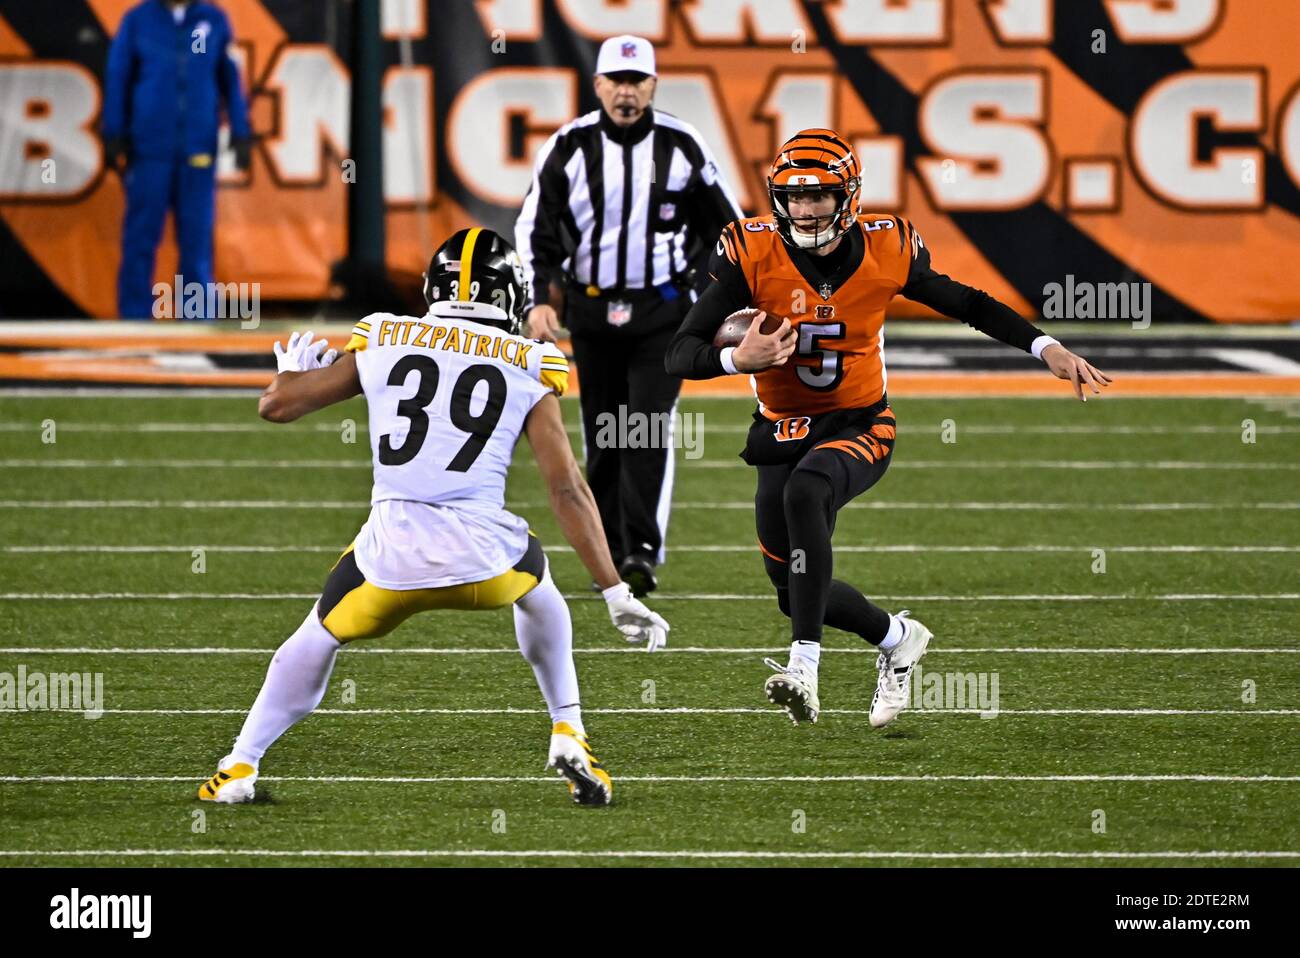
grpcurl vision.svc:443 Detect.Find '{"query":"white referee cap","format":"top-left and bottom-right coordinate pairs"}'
top-left (595, 35), bottom-right (656, 77)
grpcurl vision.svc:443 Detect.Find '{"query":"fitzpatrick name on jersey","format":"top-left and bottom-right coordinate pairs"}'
top-left (346, 313), bottom-right (569, 398)
top-left (369, 319), bottom-right (536, 369)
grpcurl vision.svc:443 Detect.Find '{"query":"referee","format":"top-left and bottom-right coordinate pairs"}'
top-left (515, 34), bottom-right (742, 596)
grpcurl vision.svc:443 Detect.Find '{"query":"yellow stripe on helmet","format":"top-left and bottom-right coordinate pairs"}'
top-left (458, 227), bottom-right (482, 302)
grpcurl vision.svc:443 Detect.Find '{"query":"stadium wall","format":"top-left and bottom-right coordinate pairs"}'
top-left (0, 0), bottom-right (1298, 322)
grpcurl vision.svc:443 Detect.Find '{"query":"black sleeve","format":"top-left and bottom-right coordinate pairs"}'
top-left (901, 235), bottom-right (1046, 354)
top-left (683, 174), bottom-right (743, 280)
top-left (664, 231), bottom-right (751, 379)
top-left (515, 137), bottom-right (577, 309)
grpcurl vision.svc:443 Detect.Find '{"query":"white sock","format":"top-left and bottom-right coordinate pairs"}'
top-left (879, 615), bottom-right (906, 651)
top-left (789, 639), bottom-right (821, 670)
top-left (229, 608), bottom-right (340, 768)
top-left (513, 572), bottom-right (584, 736)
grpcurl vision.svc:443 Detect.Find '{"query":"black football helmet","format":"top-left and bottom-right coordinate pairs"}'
top-left (422, 228), bottom-right (527, 334)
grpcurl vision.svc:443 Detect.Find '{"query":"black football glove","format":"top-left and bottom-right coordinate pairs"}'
top-left (104, 136), bottom-right (129, 172)
top-left (232, 137), bottom-right (252, 172)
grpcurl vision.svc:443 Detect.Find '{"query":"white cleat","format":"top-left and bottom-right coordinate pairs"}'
top-left (870, 611), bottom-right (933, 728)
top-left (763, 658), bottom-right (820, 725)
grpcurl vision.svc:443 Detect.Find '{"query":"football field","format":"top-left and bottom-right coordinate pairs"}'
top-left (1, 391), bottom-right (1298, 867)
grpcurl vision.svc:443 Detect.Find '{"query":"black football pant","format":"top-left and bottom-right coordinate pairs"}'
top-left (752, 406), bottom-right (898, 645)
top-left (566, 296), bottom-right (683, 567)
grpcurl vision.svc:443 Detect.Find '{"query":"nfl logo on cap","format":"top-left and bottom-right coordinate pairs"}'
top-left (596, 34), bottom-right (656, 77)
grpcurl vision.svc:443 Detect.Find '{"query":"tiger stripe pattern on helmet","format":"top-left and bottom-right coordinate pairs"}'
top-left (767, 128), bottom-right (864, 249)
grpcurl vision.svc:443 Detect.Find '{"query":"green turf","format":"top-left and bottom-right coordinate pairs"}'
top-left (0, 394), bottom-right (1297, 867)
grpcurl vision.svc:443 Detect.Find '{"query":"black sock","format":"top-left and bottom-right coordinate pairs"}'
top-left (825, 579), bottom-right (891, 644)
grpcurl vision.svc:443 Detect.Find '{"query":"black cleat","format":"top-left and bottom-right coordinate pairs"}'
top-left (619, 555), bottom-right (658, 598)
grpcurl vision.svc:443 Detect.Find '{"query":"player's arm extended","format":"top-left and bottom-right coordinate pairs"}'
top-left (259, 352), bottom-right (362, 423)
top-left (901, 257), bottom-right (1049, 353)
top-left (901, 246), bottom-right (1111, 401)
top-left (524, 393), bottom-right (622, 589)
top-left (525, 393), bottom-right (670, 650)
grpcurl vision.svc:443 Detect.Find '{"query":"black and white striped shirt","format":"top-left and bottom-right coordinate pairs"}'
top-left (515, 107), bottom-right (742, 308)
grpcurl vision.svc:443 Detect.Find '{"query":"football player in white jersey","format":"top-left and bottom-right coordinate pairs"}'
top-left (198, 228), bottom-right (668, 807)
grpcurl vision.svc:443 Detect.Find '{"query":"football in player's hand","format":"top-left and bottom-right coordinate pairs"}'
top-left (712, 308), bottom-right (783, 348)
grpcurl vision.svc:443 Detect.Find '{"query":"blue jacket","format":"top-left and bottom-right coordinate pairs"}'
top-left (102, 0), bottom-right (251, 160)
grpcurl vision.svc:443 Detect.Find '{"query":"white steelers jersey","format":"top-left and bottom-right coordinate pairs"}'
top-left (340, 303), bottom-right (569, 590)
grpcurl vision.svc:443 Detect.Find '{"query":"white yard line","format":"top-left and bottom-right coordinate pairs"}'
top-left (2, 499), bottom-right (1295, 511)
top-left (4, 543), bottom-right (1296, 555)
top-left (4, 458), bottom-right (1299, 471)
top-left (3, 707), bottom-right (1294, 717)
top-left (0, 773), bottom-right (1295, 784)
top-left (0, 388), bottom-right (265, 398)
top-left (0, 646), bottom-right (1295, 655)
top-left (4, 421), bottom-right (1298, 435)
top-left (2, 592), bottom-right (1297, 601)
top-left (0, 848), bottom-right (1293, 861)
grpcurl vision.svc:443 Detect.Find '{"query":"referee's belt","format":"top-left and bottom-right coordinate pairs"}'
top-left (567, 281), bottom-right (682, 303)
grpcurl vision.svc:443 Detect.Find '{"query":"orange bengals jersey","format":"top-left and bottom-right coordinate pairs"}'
top-left (714, 213), bottom-right (923, 420)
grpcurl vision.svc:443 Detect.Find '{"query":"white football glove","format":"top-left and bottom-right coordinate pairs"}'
top-left (273, 330), bottom-right (337, 373)
top-left (602, 583), bottom-right (669, 652)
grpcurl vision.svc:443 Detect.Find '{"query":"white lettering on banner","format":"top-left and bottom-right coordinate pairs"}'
top-left (981, 0), bottom-right (1053, 44)
top-left (655, 73), bottom-right (753, 210)
top-left (825, 0), bottom-right (947, 44)
top-left (1131, 71), bottom-right (1264, 210)
top-left (0, 64), bottom-right (99, 197)
top-left (1104, 0), bottom-right (1220, 44)
top-left (681, 0), bottom-right (811, 43)
top-left (264, 46), bottom-right (350, 183)
top-left (854, 136), bottom-right (904, 209)
top-left (474, 0), bottom-right (542, 39)
top-left (917, 72), bottom-right (1050, 210)
top-left (758, 74), bottom-right (834, 146)
top-left (265, 50), bottom-right (436, 202)
top-left (447, 69), bottom-right (574, 207)
top-left (2, 3), bottom-right (1295, 221)
top-left (1280, 86), bottom-right (1300, 194)
top-left (383, 67), bottom-right (433, 203)
top-left (554, 0), bottom-right (667, 40)
top-left (380, 0), bottom-right (424, 37)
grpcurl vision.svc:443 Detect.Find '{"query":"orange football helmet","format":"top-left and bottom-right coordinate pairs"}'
top-left (767, 128), bottom-right (862, 250)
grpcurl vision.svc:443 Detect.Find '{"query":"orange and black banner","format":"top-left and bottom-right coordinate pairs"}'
top-left (1, 0), bottom-right (1298, 321)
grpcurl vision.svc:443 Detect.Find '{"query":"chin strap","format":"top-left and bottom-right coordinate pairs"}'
top-left (789, 218), bottom-right (846, 250)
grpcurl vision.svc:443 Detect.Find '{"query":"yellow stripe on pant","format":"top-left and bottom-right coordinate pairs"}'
top-left (318, 538), bottom-right (544, 643)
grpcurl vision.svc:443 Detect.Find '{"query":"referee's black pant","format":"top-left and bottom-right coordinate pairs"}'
top-left (564, 287), bottom-right (684, 568)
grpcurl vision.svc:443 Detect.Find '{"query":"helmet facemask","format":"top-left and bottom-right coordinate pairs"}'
top-left (767, 129), bottom-right (863, 252)
top-left (769, 181), bottom-right (857, 250)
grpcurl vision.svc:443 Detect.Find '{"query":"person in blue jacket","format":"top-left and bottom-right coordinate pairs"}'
top-left (102, 0), bottom-right (252, 319)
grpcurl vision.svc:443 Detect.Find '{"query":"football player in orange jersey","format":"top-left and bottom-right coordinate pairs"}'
top-left (666, 129), bottom-right (1110, 728)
